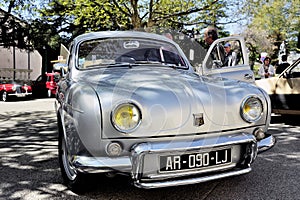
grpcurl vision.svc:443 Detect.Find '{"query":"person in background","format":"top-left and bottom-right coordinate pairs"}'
top-left (204, 27), bottom-right (225, 67)
top-left (223, 43), bottom-right (237, 66)
top-left (276, 54), bottom-right (290, 74)
top-left (258, 56), bottom-right (275, 78)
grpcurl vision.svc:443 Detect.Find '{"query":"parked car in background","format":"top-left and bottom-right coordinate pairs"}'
top-left (32, 72), bottom-right (60, 98)
top-left (55, 31), bottom-right (275, 191)
top-left (256, 58), bottom-right (300, 115)
top-left (0, 80), bottom-right (32, 101)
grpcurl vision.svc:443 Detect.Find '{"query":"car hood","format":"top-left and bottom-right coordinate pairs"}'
top-left (75, 67), bottom-right (267, 138)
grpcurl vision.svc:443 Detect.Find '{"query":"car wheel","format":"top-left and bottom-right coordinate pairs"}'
top-left (58, 131), bottom-right (87, 192)
top-left (47, 89), bottom-right (52, 98)
top-left (2, 91), bottom-right (8, 102)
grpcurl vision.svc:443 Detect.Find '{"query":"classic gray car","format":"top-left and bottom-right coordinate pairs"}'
top-left (55, 31), bottom-right (275, 191)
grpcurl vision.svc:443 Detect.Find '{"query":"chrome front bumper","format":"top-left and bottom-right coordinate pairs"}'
top-left (130, 133), bottom-right (258, 189)
top-left (257, 134), bottom-right (276, 153)
top-left (72, 133), bottom-right (275, 189)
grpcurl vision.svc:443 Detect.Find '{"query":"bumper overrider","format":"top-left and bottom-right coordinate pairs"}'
top-left (72, 133), bottom-right (275, 189)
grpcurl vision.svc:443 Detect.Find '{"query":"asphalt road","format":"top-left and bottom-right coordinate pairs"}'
top-left (0, 98), bottom-right (299, 200)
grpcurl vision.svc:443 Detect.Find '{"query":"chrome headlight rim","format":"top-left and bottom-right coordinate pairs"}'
top-left (111, 102), bottom-right (142, 133)
top-left (240, 95), bottom-right (263, 123)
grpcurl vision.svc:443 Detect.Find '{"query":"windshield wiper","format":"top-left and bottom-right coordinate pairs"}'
top-left (85, 61), bottom-right (183, 69)
top-left (106, 63), bottom-right (139, 68)
top-left (134, 61), bottom-right (179, 69)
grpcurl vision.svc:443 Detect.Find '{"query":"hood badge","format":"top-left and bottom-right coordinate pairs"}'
top-left (193, 113), bottom-right (204, 127)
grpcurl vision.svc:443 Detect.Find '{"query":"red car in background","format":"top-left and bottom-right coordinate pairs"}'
top-left (0, 80), bottom-right (32, 102)
top-left (32, 73), bottom-right (61, 98)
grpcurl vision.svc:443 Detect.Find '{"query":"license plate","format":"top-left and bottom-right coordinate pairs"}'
top-left (159, 148), bottom-right (231, 172)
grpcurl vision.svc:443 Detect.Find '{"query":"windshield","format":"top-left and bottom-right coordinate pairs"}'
top-left (77, 38), bottom-right (188, 69)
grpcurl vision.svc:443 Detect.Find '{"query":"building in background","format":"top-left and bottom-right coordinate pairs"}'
top-left (0, 8), bottom-right (42, 81)
top-left (0, 46), bottom-right (41, 80)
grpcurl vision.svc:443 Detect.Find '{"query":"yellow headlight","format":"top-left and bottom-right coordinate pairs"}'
top-left (241, 96), bottom-right (263, 123)
top-left (112, 103), bottom-right (141, 133)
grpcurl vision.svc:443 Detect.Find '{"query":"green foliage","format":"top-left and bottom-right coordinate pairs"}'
top-left (3, 0), bottom-right (299, 70)
top-left (240, 0), bottom-right (300, 64)
top-left (1, 0), bottom-right (229, 52)
top-left (37, 0), bottom-right (227, 40)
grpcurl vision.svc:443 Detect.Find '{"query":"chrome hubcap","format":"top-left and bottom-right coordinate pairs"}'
top-left (61, 137), bottom-right (77, 181)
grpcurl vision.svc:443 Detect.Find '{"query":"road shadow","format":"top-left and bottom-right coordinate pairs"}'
top-left (0, 111), bottom-right (68, 199)
top-left (0, 109), bottom-right (299, 199)
top-left (0, 109), bottom-right (221, 200)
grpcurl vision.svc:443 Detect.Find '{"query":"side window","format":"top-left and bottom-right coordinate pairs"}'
top-left (222, 40), bottom-right (244, 67)
top-left (204, 39), bottom-right (245, 69)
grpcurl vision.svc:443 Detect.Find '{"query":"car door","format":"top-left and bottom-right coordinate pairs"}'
top-left (200, 36), bottom-right (254, 83)
top-left (33, 75), bottom-right (47, 95)
top-left (272, 59), bottom-right (300, 114)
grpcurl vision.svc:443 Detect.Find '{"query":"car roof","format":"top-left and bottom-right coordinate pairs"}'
top-left (73, 31), bottom-right (176, 45)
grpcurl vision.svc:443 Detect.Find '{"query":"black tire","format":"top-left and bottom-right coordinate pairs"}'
top-left (2, 91), bottom-right (8, 102)
top-left (58, 131), bottom-right (88, 192)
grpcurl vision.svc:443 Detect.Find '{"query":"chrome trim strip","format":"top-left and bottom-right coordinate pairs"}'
top-left (132, 133), bottom-right (255, 155)
top-left (8, 92), bottom-right (32, 96)
top-left (272, 109), bottom-right (300, 115)
top-left (150, 163), bottom-right (237, 179)
top-left (134, 167), bottom-right (252, 189)
top-left (73, 156), bottom-right (132, 173)
top-left (258, 134), bottom-right (276, 153)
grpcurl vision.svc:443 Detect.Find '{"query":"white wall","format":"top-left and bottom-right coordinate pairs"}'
top-left (0, 46), bottom-right (42, 80)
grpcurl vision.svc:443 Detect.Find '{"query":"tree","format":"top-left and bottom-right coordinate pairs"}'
top-left (1, 0), bottom-right (233, 73)
top-left (239, 0), bottom-right (300, 63)
top-left (38, 0), bottom-right (228, 42)
top-left (0, 0), bottom-right (60, 73)
top-left (242, 28), bottom-right (276, 67)
top-left (0, 7), bottom-right (32, 49)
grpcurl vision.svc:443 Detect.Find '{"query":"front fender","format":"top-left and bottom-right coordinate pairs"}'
top-left (60, 83), bottom-right (103, 157)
